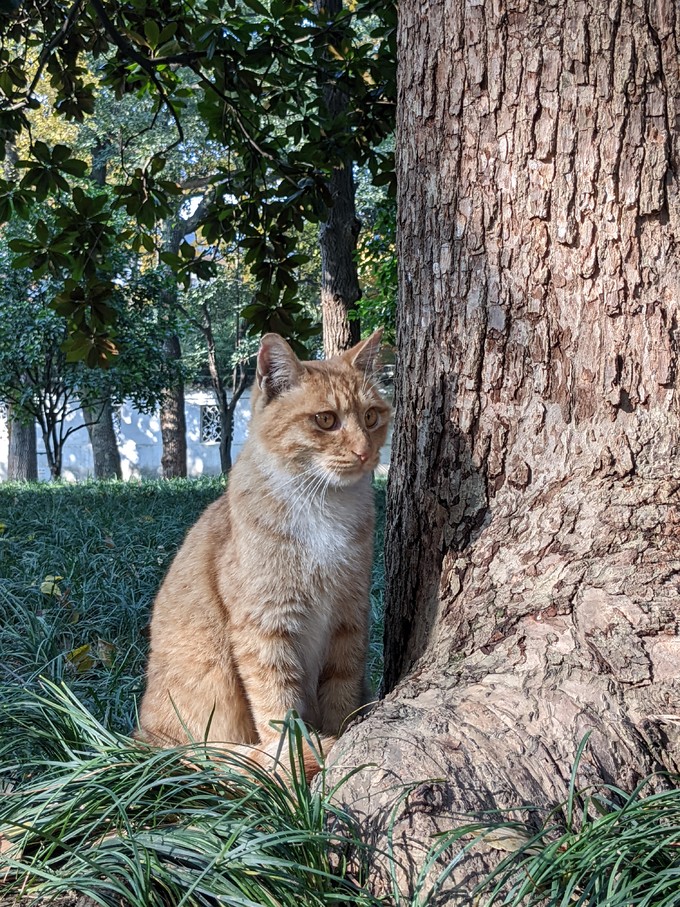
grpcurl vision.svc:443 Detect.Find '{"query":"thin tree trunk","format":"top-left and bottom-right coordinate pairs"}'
top-left (2, 153), bottom-right (37, 485)
top-left (83, 400), bottom-right (121, 480)
top-left (77, 143), bottom-right (123, 481)
top-left (316, 0), bottom-right (362, 357)
top-left (158, 196), bottom-right (214, 479)
top-left (41, 430), bottom-right (61, 480)
top-left (160, 333), bottom-right (187, 479)
top-left (7, 407), bottom-right (37, 481)
top-left (159, 208), bottom-right (189, 480)
top-left (35, 389), bottom-right (66, 481)
top-left (201, 306), bottom-right (249, 474)
top-left (329, 0), bottom-right (680, 895)
top-left (216, 365), bottom-right (249, 474)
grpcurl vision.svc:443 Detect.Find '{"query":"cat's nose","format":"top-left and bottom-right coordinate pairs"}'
top-left (353, 449), bottom-right (370, 463)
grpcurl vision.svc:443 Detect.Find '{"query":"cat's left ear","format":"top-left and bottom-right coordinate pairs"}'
top-left (257, 333), bottom-right (303, 401)
top-left (347, 329), bottom-right (383, 375)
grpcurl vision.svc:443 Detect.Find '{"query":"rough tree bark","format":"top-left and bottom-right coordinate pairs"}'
top-left (316, 0), bottom-right (362, 357)
top-left (329, 0), bottom-right (680, 895)
top-left (7, 408), bottom-right (37, 481)
top-left (83, 401), bottom-right (122, 480)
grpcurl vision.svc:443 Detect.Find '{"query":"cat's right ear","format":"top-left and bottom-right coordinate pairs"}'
top-left (257, 334), bottom-right (303, 402)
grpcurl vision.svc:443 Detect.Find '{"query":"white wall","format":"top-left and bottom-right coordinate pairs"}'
top-left (115, 389), bottom-right (253, 481)
top-left (0, 389), bottom-right (391, 481)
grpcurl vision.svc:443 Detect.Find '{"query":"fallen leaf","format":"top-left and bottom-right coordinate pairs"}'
top-left (97, 639), bottom-right (116, 667)
top-left (40, 575), bottom-right (63, 596)
top-left (66, 643), bottom-right (95, 673)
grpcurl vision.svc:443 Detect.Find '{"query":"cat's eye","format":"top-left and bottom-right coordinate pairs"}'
top-left (365, 408), bottom-right (379, 428)
top-left (315, 411), bottom-right (338, 430)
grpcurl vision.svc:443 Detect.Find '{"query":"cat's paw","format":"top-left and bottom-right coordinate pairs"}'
top-left (251, 732), bottom-right (336, 783)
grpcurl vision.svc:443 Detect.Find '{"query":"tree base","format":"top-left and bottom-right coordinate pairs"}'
top-left (330, 470), bottom-right (680, 896)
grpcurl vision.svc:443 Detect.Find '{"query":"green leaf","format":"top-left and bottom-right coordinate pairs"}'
top-left (59, 159), bottom-right (89, 177)
top-left (144, 20), bottom-right (160, 48)
top-left (34, 219), bottom-right (49, 244)
top-left (242, 0), bottom-right (270, 16)
top-left (51, 144), bottom-right (72, 164)
top-left (31, 140), bottom-right (50, 163)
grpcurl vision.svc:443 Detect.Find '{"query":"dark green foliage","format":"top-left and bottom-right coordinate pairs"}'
top-left (0, 235), bottom-right (185, 475)
top-left (0, 0), bottom-right (396, 356)
top-left (356, 179), bottom-right (396, 343)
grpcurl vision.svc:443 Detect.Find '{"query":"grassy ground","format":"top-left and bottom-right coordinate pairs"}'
top-left (0, 476), bottom-right (387, 752)
top-left (0, 478), bottom-right (227, 754)
top-left (0, 478), bottom-right (390, 906)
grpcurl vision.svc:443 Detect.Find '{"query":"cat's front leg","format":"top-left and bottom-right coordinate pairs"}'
top-left (229, 618), bottom-right (319, 740)
top-left (228, 622), bottom-right (332, 779)
top-left (317, 619), bottom-right (370, 736)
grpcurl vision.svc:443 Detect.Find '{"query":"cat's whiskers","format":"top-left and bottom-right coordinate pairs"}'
top-left (268, 464), bottom-right (317, 496)
top-left (318, 470), bottom-right (335, 518)
top-left (288, 459), bottom-right (346, 533)
top-left (287, 468), bottom-right (329, 530)
top-left (281, 466), bottom-right (323, 526)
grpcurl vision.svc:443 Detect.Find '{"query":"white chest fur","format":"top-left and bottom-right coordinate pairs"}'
top-left (270, 467), bottom-right (371, 569)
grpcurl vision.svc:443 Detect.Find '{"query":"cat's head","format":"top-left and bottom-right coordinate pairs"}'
top-left (251, 331), bottom-right (391, 487)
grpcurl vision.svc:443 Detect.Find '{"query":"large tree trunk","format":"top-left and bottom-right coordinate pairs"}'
top-left (7, 408), bottom-right (37, 481)
top-left (316, 0), bottom-right (362, 357)
top-left (330, 0), bottom-right (680, 895)
top-left (83, 400), bottom-right (122, 480)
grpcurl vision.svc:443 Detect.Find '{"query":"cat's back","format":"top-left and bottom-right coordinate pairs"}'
top-left (150, 490), bottom-right (233, 630)
top-left (172, 491), bottom-right (232, 568)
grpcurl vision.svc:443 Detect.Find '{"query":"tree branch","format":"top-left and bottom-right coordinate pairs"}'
top-left (181, 189), bottom-right (216, 236)
top-left (88, 0), bottom-right (187, 149)
top-left (5, 0), bottom-right (85, 113)
top-left (87, 0), bottom-right (203, 68)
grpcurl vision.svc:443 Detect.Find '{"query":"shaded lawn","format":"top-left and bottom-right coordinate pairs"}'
top-left (0, 477), bottom-right (386, 757)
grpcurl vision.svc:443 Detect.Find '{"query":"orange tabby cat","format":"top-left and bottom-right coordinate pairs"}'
top-left (137, 330), bottom-right (390, 777)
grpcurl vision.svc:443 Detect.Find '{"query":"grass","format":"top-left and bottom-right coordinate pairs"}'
top-left (0, 683), bottom-right (380, 907)
top-left (1, 479), bottom-right (679, 906)
top-left (423, 756), bottom-right (680, 907)
top-left (0, 478), bottom-right (227, 755)
top-left (0, 476), bottom-right (387, 743)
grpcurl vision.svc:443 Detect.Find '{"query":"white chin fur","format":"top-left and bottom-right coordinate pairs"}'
top-left (327, 467), bottom-right (369, 488)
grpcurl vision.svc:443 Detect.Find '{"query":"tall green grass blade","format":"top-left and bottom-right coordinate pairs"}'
top-left (0, 682), bottom-right (382, 906)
